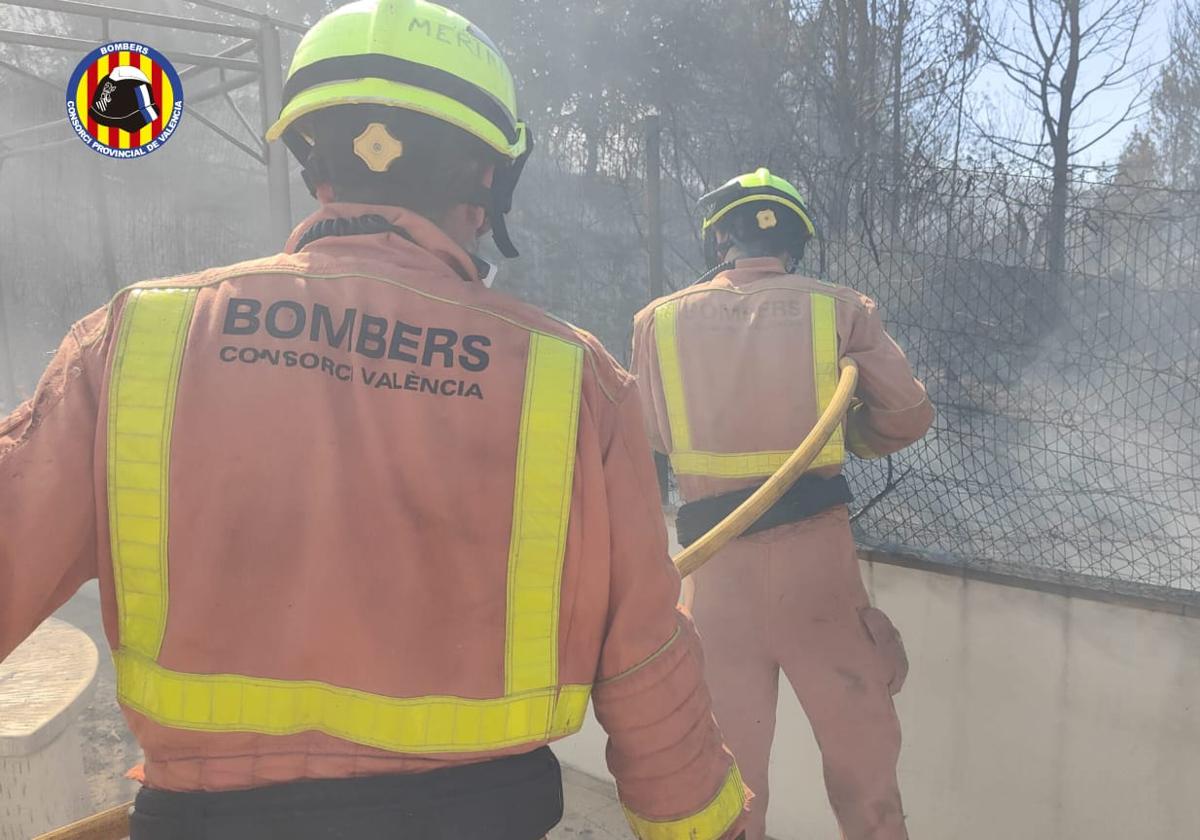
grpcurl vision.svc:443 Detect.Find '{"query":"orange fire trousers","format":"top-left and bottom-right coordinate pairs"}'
top-left (691, 509), bottom-right (908, 840)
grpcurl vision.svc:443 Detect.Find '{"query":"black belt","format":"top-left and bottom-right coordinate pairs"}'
top-left (129, 747), bottom-right (563, 840)
top-left (676, 473), bottom-right (853, 548)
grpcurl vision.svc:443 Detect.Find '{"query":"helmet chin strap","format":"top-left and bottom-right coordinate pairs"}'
top-left (704, 231), bottom-right (736, 269)
top-left (489, 128), bottom-right (535, 258)
top-left (715, 238), bottom-right (736, 263)
top-left (691, 260), bottom-right (736, 287)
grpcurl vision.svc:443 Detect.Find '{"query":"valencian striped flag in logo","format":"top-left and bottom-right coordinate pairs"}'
top-left (66, 41), bottom-right (184, 159)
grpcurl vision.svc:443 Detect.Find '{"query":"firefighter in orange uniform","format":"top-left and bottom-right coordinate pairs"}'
top-left (632, 169), bottom-right (933, 840)
top-left (0, 2), bottom-right (749, 837)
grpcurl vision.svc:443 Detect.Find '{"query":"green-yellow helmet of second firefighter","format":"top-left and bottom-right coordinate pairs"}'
top-left (699, 168), bottom-right (816, 237)
top-left (266, 0), bottom-right (527, 161)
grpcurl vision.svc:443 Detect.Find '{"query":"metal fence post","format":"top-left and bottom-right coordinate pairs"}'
top-left (644, 114), bottom-right (670, 504)
top-left (0, 273), bottom-right (17, 409)
top-left (258, 21), bottom-right (291, 245)
top-left (645, 114), bottom-right (664, 301)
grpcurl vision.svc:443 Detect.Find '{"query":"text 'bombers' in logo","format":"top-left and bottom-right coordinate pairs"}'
top-left (66, 42), bottom-right (184, 159)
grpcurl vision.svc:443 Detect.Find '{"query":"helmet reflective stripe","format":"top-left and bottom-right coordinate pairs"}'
top-left (279, 53), bottom-right (519, 146)
top-left (701, 192), bottom-right (816, 237)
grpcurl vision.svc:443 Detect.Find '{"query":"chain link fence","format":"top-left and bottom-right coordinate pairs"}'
top-left (819, 166), bottom-right (1200, 595)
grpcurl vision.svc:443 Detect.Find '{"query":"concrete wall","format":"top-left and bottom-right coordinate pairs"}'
top-left (554, 555), bottom-right (1200, 840)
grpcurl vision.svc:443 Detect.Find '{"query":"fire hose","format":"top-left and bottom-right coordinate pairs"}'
top-left (32, 802), bottom-right (130, 840)
top-left (673, 358), bottom-right (859, 578)
top-left (34, 360), bottom-right (858, 840)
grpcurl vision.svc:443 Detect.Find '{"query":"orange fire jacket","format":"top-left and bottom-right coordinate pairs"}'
top-left (0, 203), bottom-right (747, 838)
top-left (631, 257), bottom-right (933, 502)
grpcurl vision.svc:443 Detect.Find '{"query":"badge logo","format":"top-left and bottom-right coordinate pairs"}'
top-left (66, 42), bottom-right (184, 159)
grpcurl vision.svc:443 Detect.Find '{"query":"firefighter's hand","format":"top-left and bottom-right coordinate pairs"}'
top-left (679, 575), bottom-right (696, 613)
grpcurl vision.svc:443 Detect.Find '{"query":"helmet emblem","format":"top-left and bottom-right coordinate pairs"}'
top-left (353, 122), bottom-right (405, 172)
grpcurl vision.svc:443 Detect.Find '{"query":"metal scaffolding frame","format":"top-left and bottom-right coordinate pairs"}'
top-left (0, 0), bottom-right (306, 242)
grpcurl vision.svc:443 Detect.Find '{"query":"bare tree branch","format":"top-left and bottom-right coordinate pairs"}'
top-left (1071, 97), bottom-right (1142, 153)
top-left (966, 108), bottom-right (1052, 167)
top-left (1027, 0), bottom-right (1067, 66)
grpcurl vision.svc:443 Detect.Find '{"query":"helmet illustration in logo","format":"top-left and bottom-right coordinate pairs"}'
top-left (89, 66), bottom-right (159, 133)
top-left (67, 41), bottom-right (184, 158)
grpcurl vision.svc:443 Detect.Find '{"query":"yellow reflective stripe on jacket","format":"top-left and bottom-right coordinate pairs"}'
top-left (507, 333), bottom-right (583, 694)
top-left (810, 292), bottom-right (845, 469)
top-left (115, 650), bottom-right (591, 754)
top-left (669, 449), bottom-right (795, 479)
top-left (107, 288), bottom-right (589, 752)
top-left (107, 287), bottom-right (198, 660)
top-left (623, 764), bottom-right (745, 840)
top-left (653, 301), bottom-right (693, 453)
